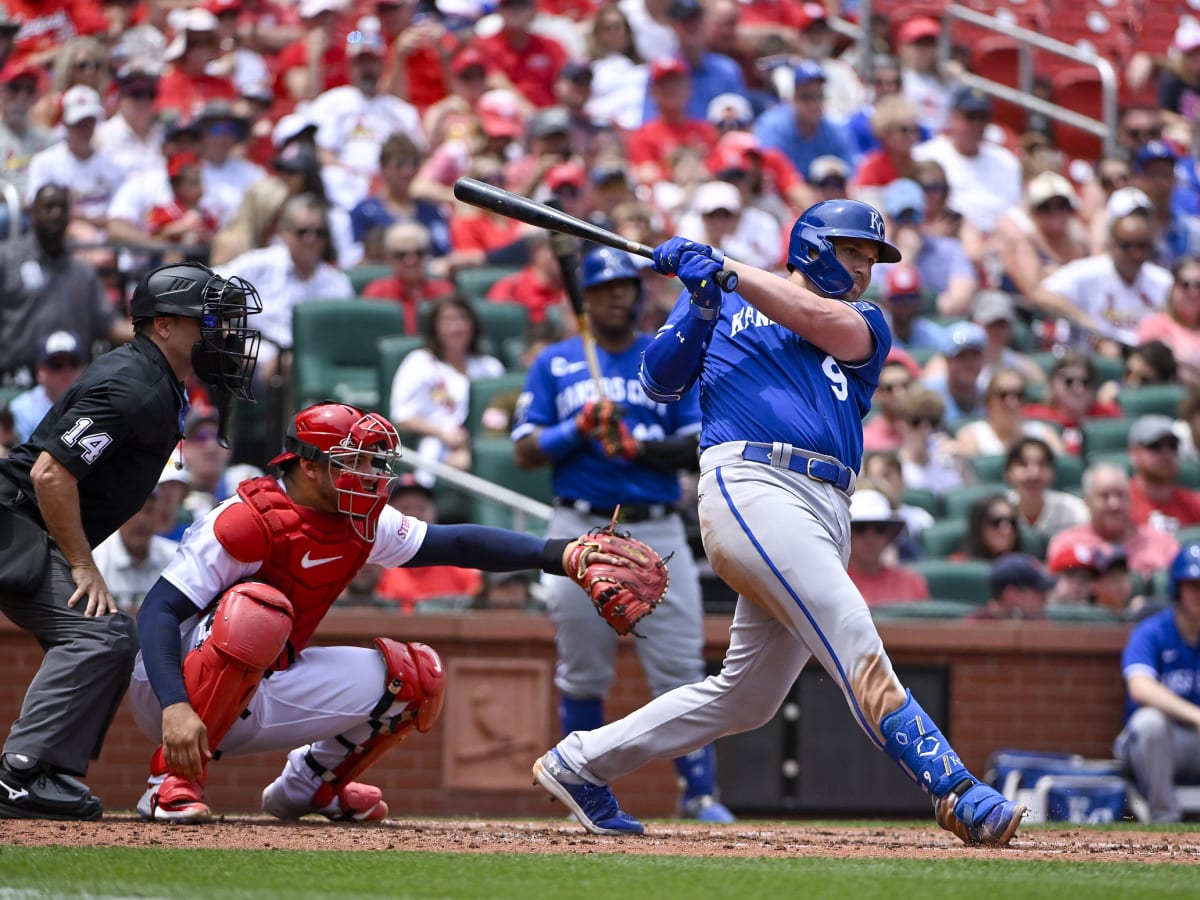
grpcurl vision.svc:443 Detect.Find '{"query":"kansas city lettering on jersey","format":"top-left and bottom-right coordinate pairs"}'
top-left (729, 305), bottom-right (777, 337)
top-left (554, 376), bottom-right (663, 421)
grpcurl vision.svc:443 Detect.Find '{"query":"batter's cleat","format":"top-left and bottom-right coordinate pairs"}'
top-left (262, 778), bottom-right (389, 823)
top-left (681, 794), bottom-right (736, 824)
top-left (138, 773), bottom-right (212, 823)
top-left (934, 779), bottom-right (1026, 847)
top-left (0, 754), bottom-right (102, 821)
top-left (532, 749), bottom-right (644, 836)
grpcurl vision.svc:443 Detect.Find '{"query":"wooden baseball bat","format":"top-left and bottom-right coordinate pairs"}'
top-left (548, 230), bottom-right (607, 399)
top-left (453, 177), bottom-right (738, 292)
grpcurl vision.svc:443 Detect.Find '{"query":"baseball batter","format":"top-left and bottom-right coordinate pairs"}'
top-left (513, 247), bottom-right (732, 824)
top-left (533, 200), bottom-right (1027, 846)
top-left (130, 402), bottom-right (660, 823)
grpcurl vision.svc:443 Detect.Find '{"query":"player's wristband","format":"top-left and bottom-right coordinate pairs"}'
top-left (537, 419), bottom-right (584, 461)
top-left (541, 538), bottom-right (571, 576)
top-left (688, 298), bottom-right (719, 319)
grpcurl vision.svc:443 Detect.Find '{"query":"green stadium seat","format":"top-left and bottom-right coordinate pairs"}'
top-left (1118, 384), bottom-right (1188, 419)
top-left (472, 300), bottom-right (530, 358)
top-left (500, 335), bottom-right (529, 371)
top-left (918, 518), bottom-right (967, 557)
top-left (1053, 454), bottom-right (1084, 491)
top-left (870, 599), bottom-right (978, 621)
top-left (906, 559), bottom-right (992, 604)
top-left (1080, 417), bottom-right (1135, 457)
top-left (1083, 450), bottom-right (1132, 474)
top-left (1044, 603), bottom-right (1122, 624)
top-left (376, 334), bottom-right (426, 420)
top-left (292, 300), bottom-right (406, 413)
top-left (1020, 526), bottom-right (1049, 562)
top-left (943, 483), bottom-right (1009, 519)
top-left (969, 454), bottom-right (1006, 483)
top-left (1181, 457), bottom-right (1200, 490)
top-left (469, 436), bottom-right (552, 530)
top-left (466, 371), bottom-right (528, 438)
top-left (901, 487), bottom-right (941, 517)
top-left (347, 263), bottom-right (392, 295)
top-left (1028, 352), bottom-right (1122, 386)
top-left (1173, 524), bottom-right (1200, 547)
top-left (453, 265), bottom-right (522, 301)
top-left (908, 346), bottom-right (939, 368)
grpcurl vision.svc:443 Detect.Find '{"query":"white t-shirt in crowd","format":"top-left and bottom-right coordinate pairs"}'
top-left (912, 135), bottom-right (1022, 234)
top-left (1040, 254), bottom-right (1172, 346)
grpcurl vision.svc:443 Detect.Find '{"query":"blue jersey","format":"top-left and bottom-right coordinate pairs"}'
top-left (512, 334), bottom-right (701, 506)
top-left (1121, 607), bottom-right (1200, 723)
top-left (659, 287), bottom-right (891, 469)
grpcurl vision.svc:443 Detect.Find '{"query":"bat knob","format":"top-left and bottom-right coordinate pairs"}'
top-left (715, 269), bottom-right (738, 292)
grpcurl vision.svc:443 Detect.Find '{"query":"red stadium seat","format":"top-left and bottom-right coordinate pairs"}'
top-left (1050, 66), bottom-right (1107, 161)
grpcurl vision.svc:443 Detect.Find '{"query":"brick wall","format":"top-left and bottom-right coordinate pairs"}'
top-left (0, 611), bottom-right (1130, 818)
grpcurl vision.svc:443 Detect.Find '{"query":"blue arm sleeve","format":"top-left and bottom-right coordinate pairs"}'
top-left (640, 303), bottom-right (718, 403)
top-left (410, 523), bottom-right (571, 576)
top-left (136, 579), bottom-right (200, 710)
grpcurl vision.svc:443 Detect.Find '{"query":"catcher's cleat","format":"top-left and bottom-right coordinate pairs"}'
top-left (0, 754), bottom-right (102, 821)
top-left (681, 794), bottom-right (736, 824)
top-left (532, 749), bottom-right (644, 836)
top-left (138, 773), bottom-right (212, 823)
top-left (262, 778), bottom-right (389, 823)
top-left (934, 780), bottom-right (1027, 847)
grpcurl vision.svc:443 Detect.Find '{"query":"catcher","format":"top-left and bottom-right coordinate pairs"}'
top-left (512, 247), bottom-right (735, 828)
top-left (128, 401), bottom-right (667, 822)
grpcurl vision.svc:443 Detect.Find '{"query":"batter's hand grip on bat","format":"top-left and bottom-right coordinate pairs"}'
top-left (709, 252), bottom-right (738, 293)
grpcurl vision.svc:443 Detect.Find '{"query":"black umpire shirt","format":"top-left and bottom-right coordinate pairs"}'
top-left (0, 332), bottom-right (186, 547)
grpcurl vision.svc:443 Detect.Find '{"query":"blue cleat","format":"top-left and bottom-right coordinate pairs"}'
top-left (935, 780), bottom-right (1026, 847)
top-left (532, 750), bottom-right (644, 836)
top-left (681, 794), bottom-right (736, 824)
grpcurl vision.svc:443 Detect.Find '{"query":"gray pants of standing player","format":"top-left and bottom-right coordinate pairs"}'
top-left (0, 548), bottom-right (138, 775)
top-left (542, 507), bottom-right (704, 700)
top-left (1115, 706), bottom-right (1200, 822)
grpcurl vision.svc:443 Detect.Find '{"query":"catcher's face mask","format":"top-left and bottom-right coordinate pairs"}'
top-left (325, 413), bottom-right (401, 542)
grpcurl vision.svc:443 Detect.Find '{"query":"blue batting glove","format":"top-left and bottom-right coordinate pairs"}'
top-left (652, 238), bottom-right (711, 277)
top-left (678, 249), bottom-right (723, 310)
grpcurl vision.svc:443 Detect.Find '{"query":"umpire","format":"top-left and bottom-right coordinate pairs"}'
top-left (512, 247), bottom-right (734, 822)
top-left (0, 261), bottom-right (260, 819)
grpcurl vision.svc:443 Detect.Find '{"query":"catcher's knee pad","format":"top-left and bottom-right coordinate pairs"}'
top-left (183, 582), bottom-right (294, 752)
top-left (303, 638), bottom-right (446, 798)
top-left (879, 690), bottom-right (970, 799)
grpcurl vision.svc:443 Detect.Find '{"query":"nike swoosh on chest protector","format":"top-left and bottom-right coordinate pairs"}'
top-left (300, 551), bottom-right (344, 569)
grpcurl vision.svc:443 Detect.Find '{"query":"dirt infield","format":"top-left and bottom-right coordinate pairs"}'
top-left (2, 817), bottom-right (1197, 863)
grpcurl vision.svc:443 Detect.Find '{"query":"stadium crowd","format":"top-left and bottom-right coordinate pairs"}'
top-left (2, 0), bottom-right (1200, 619)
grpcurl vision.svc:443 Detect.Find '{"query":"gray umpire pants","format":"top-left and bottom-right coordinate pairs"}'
top-left (1114, 706), bottom-right (1200, 822)
top-left (0, 547), bottom-right (138, 776)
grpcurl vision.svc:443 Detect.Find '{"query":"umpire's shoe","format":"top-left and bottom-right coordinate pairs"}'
top-left (935, 778), bottom-right (1027, 847)
top-left (0, 753), bottom-right (103, 820)
top-left (533, 749), bottom-right (644, 835)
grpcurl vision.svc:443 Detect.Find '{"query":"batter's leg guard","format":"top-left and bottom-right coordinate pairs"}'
top-left (675, 745), bottom-right (735, 823)
top-left (880, 691), bottom-right (1026, 847)
top-left (141, 583), bottom-right (293, 823)
top-left (261, 639), bottom-right (445, 823)
top-left (559, 696), bottom-right (604, 738)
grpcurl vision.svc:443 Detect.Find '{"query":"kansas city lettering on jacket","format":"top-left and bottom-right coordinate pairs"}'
top-left (554, 376), bottom-right (664, 420)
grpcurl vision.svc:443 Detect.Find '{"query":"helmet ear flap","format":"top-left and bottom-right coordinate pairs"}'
top-left (789, 224), bottom-right (853, 297)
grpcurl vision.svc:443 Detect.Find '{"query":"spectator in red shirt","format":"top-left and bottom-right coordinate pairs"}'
top-left (273, 0), bottom-right (349, 107)
top-left (627, 58), bottom-right (717, 184)
top-left (1022, 350), bottom-right (1123, 454)
top-left (146, 151), bottom-right (219, 261)
top-left (851, 95), bottom-right (922, 194)
top-left (863, 355), bottom-right (917, 453)
top-left (362, 221), bottom-right (455, 332)
top-left (157, 8), bottom-right (237, 118)
top-left (846, 489), bottom-right (930, 607)
top-left (485, 231), bottom-right (566, 325)
top-left (378, 0), bottom-right (453, 112)
top-left (447, 155), bottom-right (535, 257)
top-left (1127, 414), bottom-right (1200, 530)
top-left (471, 0), bottom-right (568, 108)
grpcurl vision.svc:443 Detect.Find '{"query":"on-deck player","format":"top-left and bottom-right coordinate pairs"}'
top-left (512, 247), bottom-right (733, 825)
top-left (532, 200), bottom-right (1027, 845)
top-left (130, 402), bottom-right (635, 823)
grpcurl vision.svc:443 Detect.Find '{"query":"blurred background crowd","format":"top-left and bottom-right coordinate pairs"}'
top-left (2, 0), bottom-right (1200, 619)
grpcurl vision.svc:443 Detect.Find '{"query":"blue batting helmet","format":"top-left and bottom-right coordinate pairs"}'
top-left (1167, 541), bottom-right (1200, 601)
top-left (582, 246), bottom-right (642, 291)
top-left (787, 199), bottom-right (902, 297)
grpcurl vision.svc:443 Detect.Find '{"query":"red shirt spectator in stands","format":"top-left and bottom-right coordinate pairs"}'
top-left (471, 0), bottom-right (568, 108)
top-left (714, 130), bottom-right (808, 216)
top-left (146, 152), bottom-right (219, 248)
top-left (846, 489), bottom-right (930, 607)
top-left (362, 221), bottom-right (454, 332)
top-left (627, 58), bottom-right (717, 184)
top-left (852, 95), bottom-right (923, 191)
top-left (377, 0), bottom-right (453, 112)
top-left (863, 354), bottom-right (918, 453)
top-left (157, 8), bottom-right (237, 117)
top-left (7, 2), bottom-right (106, 67)
top-left (273, 0), bottom-right (350, 108)
top-left (1022, 350), bottom-right (1122, 454)
top-left (486, 232), bottom-right (566, 325)
top-left (1127, 414), bottom-right (1200, 530)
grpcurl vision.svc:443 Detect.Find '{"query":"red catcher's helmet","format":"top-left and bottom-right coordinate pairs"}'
top-left (270, 402), bottom-right (401, 541)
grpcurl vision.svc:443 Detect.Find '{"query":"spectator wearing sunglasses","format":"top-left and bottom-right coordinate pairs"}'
top-left (954, 495), bottom-right (1026, 563)
top-left (9, 331), bottom-right (86, 444)
top-left (896, 385), bottom-right (965, 496)
top-left (863, 352), bottom-right (919, 454)
top-left (1021, 351), bottom-right (1122, 455)
top-left (1127, 414), bottom-right (1200, 532)
top-left (1137, 257), bottom-right (1200, 385)
top-left (846, 489), bottom-right (930, 607)
top-left (95, 67), bottom-right (165, 180)
top-left (956, 368), bottom-right (1064, 460)
top-left (850, 95), bottom-right (925, 192)
top-left (0, 60), bottom-right (53, 205)
top-left (361, 221), bottom-right (454, 333)
top-left (993, 171), bottom-right (1090, 304)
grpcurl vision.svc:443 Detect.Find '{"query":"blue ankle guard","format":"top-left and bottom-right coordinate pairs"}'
top-left (880, 691), bottom-right (972, 799)
top-left (674, 744), bottom-right (716, 799)
top-left (559, 696), bottom-right (604, 738)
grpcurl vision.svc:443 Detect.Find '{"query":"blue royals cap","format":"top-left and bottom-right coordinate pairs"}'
top-left (793, 60), bottom-right (826, 87)
top-left (1133, 140), bottom-right (1179, 172)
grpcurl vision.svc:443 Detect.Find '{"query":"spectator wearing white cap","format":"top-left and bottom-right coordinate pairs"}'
top-left (157, 7), bottom-right (237, 116)
top-left (1035, 201), bottom-right (1172, 350)
top-left (846, 489), bottom-right (930, 608)
top-left (25, 85), bottom-right (124, 245)
top-left (919, 321), bottom-right (986, 426)
top-left (992, 171), bottom-right (1090, 303)
top-left (309, 18), bottom-right (424, 210)
top-left (808, 154), bottom-right (849, 202)
top-left (675, 179), bottom-right (781, 270)
top-left (8, 331), bottom-right (86, 443)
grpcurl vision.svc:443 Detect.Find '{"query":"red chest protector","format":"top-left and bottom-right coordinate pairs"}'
top-left (213, 476), bottom-right (373, 661)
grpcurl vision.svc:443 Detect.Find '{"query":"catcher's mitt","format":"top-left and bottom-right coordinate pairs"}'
top-left (565, 510), bottom-right (671, 636)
